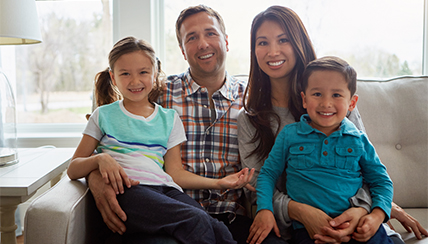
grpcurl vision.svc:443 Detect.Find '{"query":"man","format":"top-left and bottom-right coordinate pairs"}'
top-left (88, 5), bottom-right (256, 244)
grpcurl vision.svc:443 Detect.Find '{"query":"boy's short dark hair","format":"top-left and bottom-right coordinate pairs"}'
top-left (301, 56), bottom-right (357, 96)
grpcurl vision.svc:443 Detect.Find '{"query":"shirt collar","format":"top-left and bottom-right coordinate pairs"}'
top-left (298, 114), bottom-right (360, 137)
top-left (182, 68), bottom-right (236, 102)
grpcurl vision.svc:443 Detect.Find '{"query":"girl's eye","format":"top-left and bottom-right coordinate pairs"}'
top-left (313, 92), bottom-right (321, 97)
top-left (121, 72), bottom-right (129, 76)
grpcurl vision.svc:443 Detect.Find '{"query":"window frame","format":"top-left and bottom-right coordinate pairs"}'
top-left (16, 0), bottom-right (428, 147)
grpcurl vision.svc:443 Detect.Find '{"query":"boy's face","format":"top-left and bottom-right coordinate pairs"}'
top-left (301, 70), bottom-right (358, 136)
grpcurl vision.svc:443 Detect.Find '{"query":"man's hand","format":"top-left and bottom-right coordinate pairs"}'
top-left (388, 202), bottom-right (428, 240)
top-left (217, 167), bottom-right (255, 190)
top-left (87, 170), bottom-right (138, 234)
top-left (247, 209), bottom-right (280, 244)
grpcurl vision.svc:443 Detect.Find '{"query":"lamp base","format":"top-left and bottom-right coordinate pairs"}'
top-left (0, 148), bottom-right (19, 166)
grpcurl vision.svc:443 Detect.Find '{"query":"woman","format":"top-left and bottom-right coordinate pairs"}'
top-left (238, 5), bottom-right (426, 244)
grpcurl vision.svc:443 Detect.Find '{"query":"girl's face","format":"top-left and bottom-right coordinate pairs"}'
top-left (110, 51), bottom-right (155, 106)
top-left (255, 20), bottom-right (296, 84)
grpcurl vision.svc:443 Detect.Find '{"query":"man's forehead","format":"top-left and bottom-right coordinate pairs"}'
top-left (180, 12), bottom-right (221, 35)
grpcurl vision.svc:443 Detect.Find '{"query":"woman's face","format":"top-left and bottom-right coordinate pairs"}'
top-left (255, 20), bottom-right (296, 83)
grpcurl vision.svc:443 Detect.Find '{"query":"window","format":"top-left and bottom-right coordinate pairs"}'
top-left (163, 0), bottom-right (424, 79)
top-left (0, 0), bottom-right (425, 147)
top-left (0, 0), bottom-right (112, 125)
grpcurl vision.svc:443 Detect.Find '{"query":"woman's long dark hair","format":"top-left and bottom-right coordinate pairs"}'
top-left (243, 6), bottom-right (316, 160)
top-left (94, 36), bottom-right (165, 107)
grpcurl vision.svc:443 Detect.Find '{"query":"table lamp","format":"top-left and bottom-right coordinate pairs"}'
top-left (0, 0), bottom-right (42, 166)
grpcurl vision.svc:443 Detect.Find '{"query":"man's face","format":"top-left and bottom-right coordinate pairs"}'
top-left (179, 12), bottom-right (229, 78)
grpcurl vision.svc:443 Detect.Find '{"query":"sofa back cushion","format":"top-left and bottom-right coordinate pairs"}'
top-left (356, 76), bottom-right (428, 208)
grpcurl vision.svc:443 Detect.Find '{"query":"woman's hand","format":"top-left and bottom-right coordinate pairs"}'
top-left (388, 202), bottom-right (428, 239)
top-left (247, 209), bottom-right (280, 244)
top-left (217, 167), bottom-right (256, 191)
top-left (97, 153), bottom-right (131, 194)
top-left (314, 207), bottom-right (368, 243)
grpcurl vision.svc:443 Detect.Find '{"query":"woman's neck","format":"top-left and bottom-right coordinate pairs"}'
top-left (270, 77), bottom-right (290, 108)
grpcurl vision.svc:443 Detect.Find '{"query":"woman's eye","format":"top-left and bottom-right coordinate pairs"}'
top-left (257, 41), bottom-right (267, 46)
top-left (279, 38), bottom-right (289, 44)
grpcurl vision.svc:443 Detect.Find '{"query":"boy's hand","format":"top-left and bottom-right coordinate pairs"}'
top-left (353, 208), bottom-right (385, 242)
top-left (98, 153), bottom-right (131, 194)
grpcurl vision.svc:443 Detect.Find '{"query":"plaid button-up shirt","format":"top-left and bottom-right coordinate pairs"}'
top-left (158, 69), bottom-right (247, 220)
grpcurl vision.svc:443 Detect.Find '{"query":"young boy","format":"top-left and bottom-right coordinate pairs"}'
top-left (256, 56), bottom-right (394, 244)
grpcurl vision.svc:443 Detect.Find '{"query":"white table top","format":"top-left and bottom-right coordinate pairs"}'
top-left (0, 147), bottom-right (74, 198)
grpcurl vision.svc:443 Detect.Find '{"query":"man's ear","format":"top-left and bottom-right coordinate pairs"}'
top-left (109, 70), bottom-right (116, 86)
top-left (348, 94), bottom-right (358, 111)
top-left (180, 46), bottom-right (188, 61)
top-left (225, 34), bottom-right (229, 52)
top-left (301, 91), bottom-right (307, 109)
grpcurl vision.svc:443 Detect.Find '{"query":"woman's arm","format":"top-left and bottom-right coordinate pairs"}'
top-left (164, 145), bottom-right (254, 190)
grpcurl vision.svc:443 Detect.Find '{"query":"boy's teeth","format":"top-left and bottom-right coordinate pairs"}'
top-left (268, 61), bottom-right (284, 66)
top-left (199, 53), bottom-right (213, 59)
top-left (320, 112), bottom-right (333, 116)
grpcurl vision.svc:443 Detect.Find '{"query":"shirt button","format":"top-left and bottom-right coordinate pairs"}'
top-left (203, 105), bottom-right (208, 109)
top-left (206, 130), bottom-right (210, 135)
top-left (201, 88), bottom-right (207, 93)
top-left (324, 140), bottom-right (328, 145)
top-left (323, 151), bottom-right (328, 156)
top-left (348, 148), bottom-right (353, 153)
top-left (205, 158), bottom-right (210, 163)
top-left (299, 146), bottom-right (304, 151)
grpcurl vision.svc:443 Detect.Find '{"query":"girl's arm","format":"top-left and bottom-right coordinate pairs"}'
top-left (67, 134), bottom-right (101, 180)
top-left (67, 134), bottom-right (131, 194)
top-left (164, 145), bottom-right (254, 190)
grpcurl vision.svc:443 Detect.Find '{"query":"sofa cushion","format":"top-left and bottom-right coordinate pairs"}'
top-left (356, 76), bottom-right (428, 208)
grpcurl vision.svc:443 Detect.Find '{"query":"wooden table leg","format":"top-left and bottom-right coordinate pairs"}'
top-left (0, 203), bottom-right (18, 244)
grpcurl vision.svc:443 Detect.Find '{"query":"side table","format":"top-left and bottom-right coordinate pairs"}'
top-left (0, 147), bottom-right (74, 244)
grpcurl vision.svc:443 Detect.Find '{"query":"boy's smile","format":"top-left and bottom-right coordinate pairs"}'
top-left (301, 70), bottom-right (358, 136)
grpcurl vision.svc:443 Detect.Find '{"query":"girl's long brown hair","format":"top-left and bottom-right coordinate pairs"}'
top-left (94, 36), bottom-right (165, 107)
top-left (243, 6), bottom-right (316, 160)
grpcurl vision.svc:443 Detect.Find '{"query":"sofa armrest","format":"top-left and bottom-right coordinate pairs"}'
top-left (24, 176), bottom-right (107, 244)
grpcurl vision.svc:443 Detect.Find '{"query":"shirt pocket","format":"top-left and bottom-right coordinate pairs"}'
top-left (335, 146), bottom-right (363, 170)
top-left (288, 144), bottom-right (316, 169)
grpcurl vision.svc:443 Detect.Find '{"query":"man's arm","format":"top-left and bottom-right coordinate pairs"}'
top-left (86, 170), bottom-right (138, 235)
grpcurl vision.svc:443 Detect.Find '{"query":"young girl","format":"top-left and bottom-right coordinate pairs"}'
top-left (67, 36), bottom-right (236, 244)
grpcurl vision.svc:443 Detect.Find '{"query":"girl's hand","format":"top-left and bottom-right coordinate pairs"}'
top-left (315, 207), bottom-right (367, 244)
top-left (353, 208), bottom-right (385, 242)
top-left (217, 168), bottom-right (255, 191)
top-left (247, 209), bottom-right (280, 244)
top-left (97, 153), bottom-right (131, 194)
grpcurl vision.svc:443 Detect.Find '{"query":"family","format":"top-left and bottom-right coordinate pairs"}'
top-left (67, 4), bottom-right (428, 244)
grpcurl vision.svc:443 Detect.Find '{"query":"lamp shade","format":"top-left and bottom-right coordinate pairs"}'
top-left (0, 0), bottom-right (42, 45)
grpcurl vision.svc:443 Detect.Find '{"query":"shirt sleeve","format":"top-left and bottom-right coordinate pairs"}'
top-left (166, 111), bottom-right (187, 150)
top-left (256, 129), bottom-right (288, 213)
top-left (359, 133), bottom-right (393, 221)
top-left (83, 107), bottom-right (103, 141)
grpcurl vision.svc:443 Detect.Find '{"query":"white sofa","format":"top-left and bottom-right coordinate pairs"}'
top-left (24, 76), bottom-right (428, 244)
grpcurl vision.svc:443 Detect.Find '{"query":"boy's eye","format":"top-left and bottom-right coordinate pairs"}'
top-left (312, 92), bottom-right (321, 97)
top-left (333, 93), bottom-right (342, 97)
